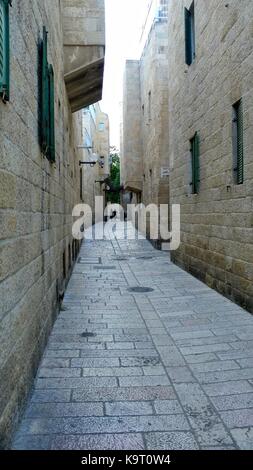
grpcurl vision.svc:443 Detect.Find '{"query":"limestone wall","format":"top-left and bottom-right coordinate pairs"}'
top-left (121, 18), bottom-right (170, 242)
top-left (140, 20), bottom-right (170, 208)
top-left (0, 0), bottom-right (104, 447)
top-left (168, 0), bottom-right (253, 312)
top-left (121, 61), bottom-right (143, 194)
top-left (81, 104), bottom-right (110, 220)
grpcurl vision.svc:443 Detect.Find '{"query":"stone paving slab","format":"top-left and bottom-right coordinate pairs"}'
top-left (145, 432), bottom-right (199, 450)
top-left (51, 434), bottom-right (146, 451)
top-left (12, 223), bottom-right (253, 450)
top-left (18, 415), bottom-right (190, 435)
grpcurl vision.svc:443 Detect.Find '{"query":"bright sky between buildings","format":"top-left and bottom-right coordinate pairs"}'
top-left (101, 0), bottom-right (150, 149)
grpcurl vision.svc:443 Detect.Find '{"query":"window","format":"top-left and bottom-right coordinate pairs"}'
top-left (98, 122), bottom-right (105, 131)
top-left (148, 91), bottom-right (151, 122)
top-left (68, 244), bottom-right (71, 270)
top-left (185, 2), bottom-right (195, 66)
top-left (75, 240), bottom-right (78, 259)
top-left (232, 99), bottom-right (244, 185)
top-left (63, 251), bottom-right (66, 279)
top-left (72, 241), bottom-right (74, 262)
top-left (190, 132), bottom-right (200, 194)
top-left (40, 26), bottom-right (55, 162)
top-left (0, 0), bottom-right (11, 102)
top-left (80, 168), bottom-right (83, 201)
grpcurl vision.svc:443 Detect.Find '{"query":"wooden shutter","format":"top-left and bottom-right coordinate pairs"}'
top-left (191, 132), bottom-right (200, 194)
top-left (237, 100), bottom-right (244, 185)
top-left (48, 64), bottom-right (55, 162)
top-left (185, 7), bottom-right (192, 66)
top-left (194, 132), bottom-right (200, 193)
top-left (0, 0), bottom-right (10, 102)
top-left (41, 26), bottom-right (49, 155)
top-left (40, 26), bottom-right (55, 162)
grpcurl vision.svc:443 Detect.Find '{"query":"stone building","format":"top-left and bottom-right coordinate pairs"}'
top-left (121, 0), bottom-right (169, 240)
top-left (121, 60), bottom-right (143, 205)
top-left (168, 0), bottom-right (253, 312)
top-left (0, 0), bottom-right (105, 448)
top-left (80, 103), bottom-right (110, 219)
top-left (140, 1), bottom-right (169, 210)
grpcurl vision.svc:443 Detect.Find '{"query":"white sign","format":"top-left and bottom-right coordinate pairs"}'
top-left (161, 167), bottom-right (170, 178)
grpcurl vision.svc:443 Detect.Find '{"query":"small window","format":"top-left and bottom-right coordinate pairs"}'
top-left (75, 240), bottom-right (79, 259)
top-left (185, 2), bottom-right (195, 66)
top-left (148, 91), bottom-right (151, 122)
top-left (40, 27), bottom-right (55, 162)
top-left (0, 0), bottom-right (11, 102)
top-left (68, 244), bottom-right (71, 270)
top-left (63, 251), bottom-right (66, 279)
top-left (80, 168), bottom-right (83, 201)
top-left (98, 122), bottom-right (105, 131)
top-left (72, 240), bottom-right (75, 262)
top-left (232, 99), bottom-right (244, 185)
top-left (190, 132), bottom-right (200, 194)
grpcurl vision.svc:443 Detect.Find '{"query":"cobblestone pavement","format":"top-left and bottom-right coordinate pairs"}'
top-left (13, 224), bottom-right (253, 450)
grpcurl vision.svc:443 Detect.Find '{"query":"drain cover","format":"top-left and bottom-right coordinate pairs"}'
top-left (128, 287), bottom-right (154, 293)
top-left (94, 266), bottom-right (116, 270)
top-left (78, 257), bottom-right (101, 265)
top-left (81, 332), bottom-right (97, 338)
top-left (136, 256), bottom-right (153, 260)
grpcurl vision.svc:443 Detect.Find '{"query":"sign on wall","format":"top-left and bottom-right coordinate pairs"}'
top-left (161, 167), bottom-right (170, 178)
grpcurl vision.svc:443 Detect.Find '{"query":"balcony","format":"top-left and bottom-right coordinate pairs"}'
top-left (63, 0), bottom-right (105, 113)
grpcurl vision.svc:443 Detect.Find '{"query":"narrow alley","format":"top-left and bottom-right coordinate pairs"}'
top-left (13, 224), bottom-right (253, 451)
top-left (1, 0), bottom-right (253, 458)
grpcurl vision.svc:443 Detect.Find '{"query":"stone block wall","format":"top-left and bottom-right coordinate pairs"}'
top-left (121, 16), bottom-right (170, 242)
top-left (121, 61), bottom-right (143, 194)
top-left (0, 0), bottom-right (103, 448)
top-left (168, 0), bottom-right (253, 312)
top-left (81, 104), bottom-right (110, 219)
top-left (140, 20), bottom-right (170, 208)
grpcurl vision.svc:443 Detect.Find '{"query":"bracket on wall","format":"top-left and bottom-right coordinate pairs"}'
top-left (79, 161), bottom-right (97, 167)
top-left (77, 146), bottom-right (93, 149)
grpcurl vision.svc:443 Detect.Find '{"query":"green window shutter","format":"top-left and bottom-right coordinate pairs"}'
top-left (41, 26), bottom-right (49, 155)
top-left (0, 0), bottom-right (11, 102)
top-left (40, 26), bottom-right (55, 162)
top-left (194, 132), bottom-right (200, 193)
top-left (185, 7), bottom-right (192, 66)
top-left (237, 100), bottom-right (244, 185)
top-left (48, 64), bottom-right (55, 162)
top-left (190, 132), bottom-right (200, 194)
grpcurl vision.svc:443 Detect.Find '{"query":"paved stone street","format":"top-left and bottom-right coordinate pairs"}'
top-left (13, 224), bottom-right (253, 450)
